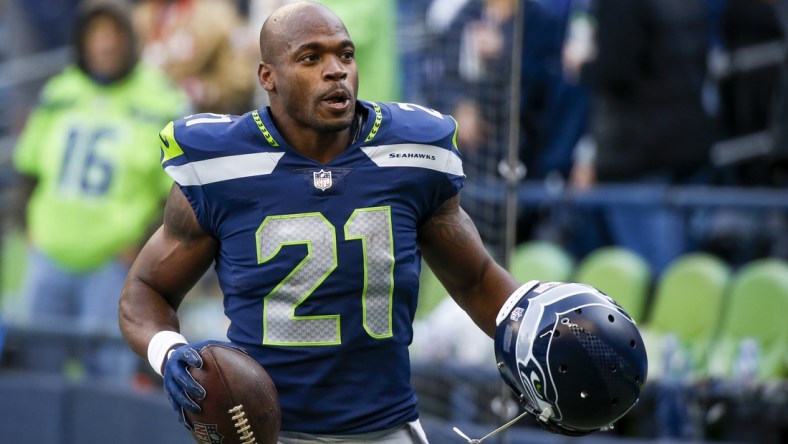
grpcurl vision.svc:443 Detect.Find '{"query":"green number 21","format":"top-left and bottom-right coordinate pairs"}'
top-left (256, 207), bottom-right (394, 346)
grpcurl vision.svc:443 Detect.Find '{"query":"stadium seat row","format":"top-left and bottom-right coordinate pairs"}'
top-left (418, 241), bottom-right (788, 382)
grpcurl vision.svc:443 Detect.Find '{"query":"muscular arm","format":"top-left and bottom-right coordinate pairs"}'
top-left (118, 184), bottom-right (218, 359)
top-left (417, 195), bottom-right (520, 337)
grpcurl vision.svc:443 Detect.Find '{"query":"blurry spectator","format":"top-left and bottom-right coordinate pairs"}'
top-left (690, 1), bottom-right (788, 266)
top-left (424, 0), bottom-right (584, 181)
top-left (762, 0), bottom-right (788, 261)
top-left (718, 0), bottom-right (782, 139)
top-left (772, 0), bottom-right (788, 189)
top-left (133, 0), bottom-right (258, 115)
top-left (420, 0), bottom-right (517, 255)
top-left (519, 0), bottom-right (589, 182)
top-left (423, 0), bottom-right (516, 182)
top-left (422, 0), bottom-right (591, 250)
top-left (565, 0), bottom-right (714, 275)
top-left (515, 0), bottom-right (593, 246)
top-left (716, 0), bottom-right (784, 187)
top-left (11, 1), bottom-right (190, 382)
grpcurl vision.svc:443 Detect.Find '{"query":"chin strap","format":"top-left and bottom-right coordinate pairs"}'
top-left (452, 410), bottom-right (531, 444)
top-left (453, 399), bottom-right (601, 441)
top-left (520, 400), bottom-right (600, 437)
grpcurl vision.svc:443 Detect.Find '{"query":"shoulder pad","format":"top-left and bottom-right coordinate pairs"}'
top-left (374, 102), bottom-right (458, 148)
top-left (161, 113), bottom-right (250, 164)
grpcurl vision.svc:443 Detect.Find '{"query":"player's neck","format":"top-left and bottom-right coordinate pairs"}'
top-left (293, 131), bottom-right (350, 164)
top-left (272, 110), bottom-right (362, 164)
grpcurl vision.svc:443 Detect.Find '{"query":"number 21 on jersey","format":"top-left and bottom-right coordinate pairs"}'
top-left (256, 207), bottom-right (394, 346)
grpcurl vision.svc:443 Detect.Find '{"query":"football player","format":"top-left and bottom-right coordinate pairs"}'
top-left (119, 2), bottom-right (646, 443)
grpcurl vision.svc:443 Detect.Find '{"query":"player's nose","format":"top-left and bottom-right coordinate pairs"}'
top-left (322, 56), bottom-right (347, 82)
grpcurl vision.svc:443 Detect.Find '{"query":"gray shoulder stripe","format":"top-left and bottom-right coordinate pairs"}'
top-left (164, 152), bottom-right (285, 185)
top-left (361, 144), bottom-right (465, 176)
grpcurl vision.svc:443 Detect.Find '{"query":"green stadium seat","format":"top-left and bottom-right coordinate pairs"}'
top-left (706, 258), bottom-right (788, 381)
top-left (508, 240), bottom-right (574, 283)
top-left (642, 253), bottom-right (731, 380)
top-left (574, 246), bottom-right (651, 323)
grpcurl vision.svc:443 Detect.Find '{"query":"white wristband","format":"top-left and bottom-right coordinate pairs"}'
top-left (147, 331), bottom-right (188, 376)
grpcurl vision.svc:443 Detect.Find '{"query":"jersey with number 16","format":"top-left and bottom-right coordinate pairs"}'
top-left (13, 65), bottom-right (188, 270)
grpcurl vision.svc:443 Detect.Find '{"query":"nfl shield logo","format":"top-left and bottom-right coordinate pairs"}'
top-left (313, 169), bottom-right (333, 191)
top-left (510, 306), bottom-right (525, 322)
top-left (192, 422), bottom-right (223, 444)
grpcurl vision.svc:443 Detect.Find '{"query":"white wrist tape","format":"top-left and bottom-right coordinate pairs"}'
top-left (147, 331), bottom-right (188, 376)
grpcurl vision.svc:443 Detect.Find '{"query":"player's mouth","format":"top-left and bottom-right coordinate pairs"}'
top-left (320, 88), bottom-right (352, 112)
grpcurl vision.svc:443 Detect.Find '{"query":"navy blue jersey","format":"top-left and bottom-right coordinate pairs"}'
top-left (159, 101), bottom-right (464, 434)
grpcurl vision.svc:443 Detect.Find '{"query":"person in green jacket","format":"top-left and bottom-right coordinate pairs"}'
top-left (12, 1), bottom-right (190, 383)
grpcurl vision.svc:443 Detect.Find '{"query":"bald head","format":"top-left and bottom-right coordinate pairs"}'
top-left (259, 1), bottom-right (349, 65)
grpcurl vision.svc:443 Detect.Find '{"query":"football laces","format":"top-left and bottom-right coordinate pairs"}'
top-left (229, 404), bottom-right (256, 444)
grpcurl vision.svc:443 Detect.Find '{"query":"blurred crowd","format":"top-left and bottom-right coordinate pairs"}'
top-left (0, 1), bottom-right (786, 440)
top-left (416, 0), bottom-right (788, 276)
top-left (2, 0), bottom-right (788, 265)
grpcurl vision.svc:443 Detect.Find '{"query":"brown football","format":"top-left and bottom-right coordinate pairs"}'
top-left (185, 344), bottom-right (280, 444)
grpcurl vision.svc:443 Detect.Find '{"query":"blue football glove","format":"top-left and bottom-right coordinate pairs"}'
top-left (162, 339), bottom-right (239, 429)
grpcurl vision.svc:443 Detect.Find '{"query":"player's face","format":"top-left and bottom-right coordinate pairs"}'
top-left (84, 15), bottom-right (129, 79)
top-left (273, 21), bottom-right (358, 133)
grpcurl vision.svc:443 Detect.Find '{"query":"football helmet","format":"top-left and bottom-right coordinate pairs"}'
top-left (494, 281), bottom-right (648, 436)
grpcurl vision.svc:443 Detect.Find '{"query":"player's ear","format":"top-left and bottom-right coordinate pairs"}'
top-left (258, 62), bottom-right (275, 92)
